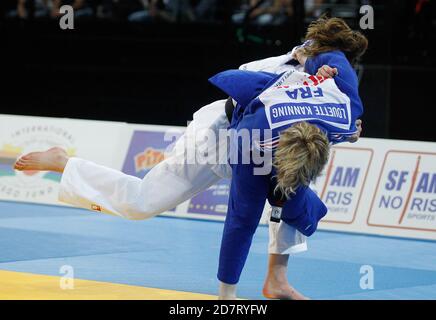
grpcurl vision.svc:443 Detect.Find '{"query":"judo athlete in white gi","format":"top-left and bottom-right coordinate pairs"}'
top-left (14, 17), bottom-right (367, 300)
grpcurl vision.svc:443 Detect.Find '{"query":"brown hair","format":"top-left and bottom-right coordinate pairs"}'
top-left (274, 122), bottom-right (330, 197)
top-left (302, 16), bottom-right (368, 65)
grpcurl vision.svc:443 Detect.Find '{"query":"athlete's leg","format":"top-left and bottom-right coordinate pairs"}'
top-left (14, 146), bottom-right (221, 220)
top-left (14, 147), bottom-right (68, 173)
top-left (263, 254), bottom-right (308, 300)
top-left (263, 214), bottom-right (308, 300)
top-left (14, 100), bottom-right (229, 220)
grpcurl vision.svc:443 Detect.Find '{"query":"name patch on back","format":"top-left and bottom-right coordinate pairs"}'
top-left (270, 102), bottom-right (349, 125)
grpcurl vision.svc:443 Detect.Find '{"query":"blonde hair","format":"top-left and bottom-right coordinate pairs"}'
top-left (303, 16), bottom-right (368, 65)
top-left (274, 122), bottom-right (330, 198)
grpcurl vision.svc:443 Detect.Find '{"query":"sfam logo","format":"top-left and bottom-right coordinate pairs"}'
top-left (368, 151), bottom-right (436, 231)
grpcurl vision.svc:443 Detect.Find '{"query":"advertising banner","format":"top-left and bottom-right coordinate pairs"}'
top-left (1, 114), bottom-right (435, 240)
top-left (120, 125), bottom-right (232, 219)
top-left (317, 138), bottom-right (436, 240)
top-left (0, 115), bottom-right (128, 205)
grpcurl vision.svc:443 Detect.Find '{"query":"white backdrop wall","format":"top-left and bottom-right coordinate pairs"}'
top-left (1, 114), bottom-right (435, 240)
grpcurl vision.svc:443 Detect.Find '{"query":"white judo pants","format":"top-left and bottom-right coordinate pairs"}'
top-left (58, 100), bottom-right (307, 255)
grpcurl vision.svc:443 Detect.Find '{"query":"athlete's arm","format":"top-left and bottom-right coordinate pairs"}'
top-left (238, 54), bottom-right (293, 73)
top-left (315, 63), bottom-right (363, 143)
top-left (316, 65), bottom-right (338, 78)
top-left (305, 51), bottom-right (364, 142)
top-left (313, 61), bottom-right (363, 143)
top-left (209, 69), bottom-right (280, 108)
top-left (348, 119), bottom-right (363, 143)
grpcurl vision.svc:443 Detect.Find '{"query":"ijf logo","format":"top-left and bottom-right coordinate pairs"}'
top-left (0, 125), bottom-right (75, 201)
top-left (368, 151), bottom-right (436, 231)
top-left (310, 146), bottom-right (373, 224)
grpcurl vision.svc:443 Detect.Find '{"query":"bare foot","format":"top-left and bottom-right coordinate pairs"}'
top-left (14, 147), bottom-right (69, 173)
top-left (263, 278), bottom-right (309, 300)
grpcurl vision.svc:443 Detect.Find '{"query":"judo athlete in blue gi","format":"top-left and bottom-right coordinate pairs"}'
top-left (209, 50), bottom-right (365, 298)
top-left (15, 17), bottom-right (368, 300)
